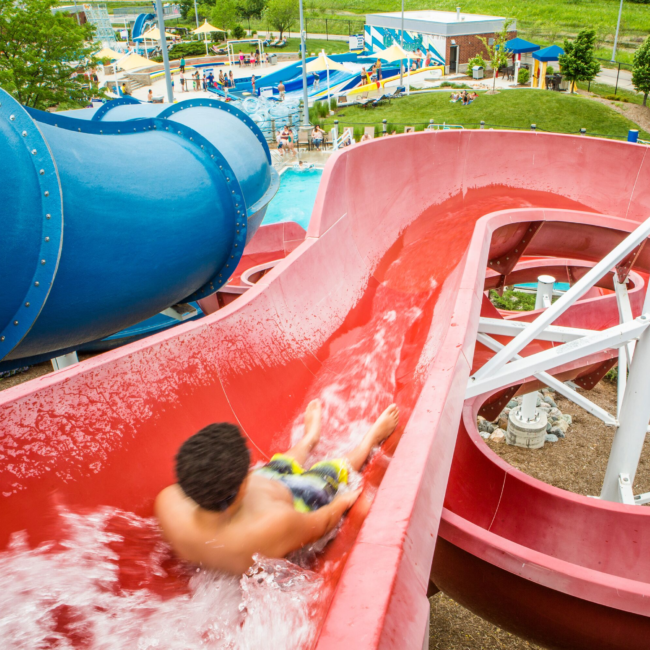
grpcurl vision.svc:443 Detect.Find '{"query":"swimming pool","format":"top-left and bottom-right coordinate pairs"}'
top-left (262, 168), bottom-right (322, 231)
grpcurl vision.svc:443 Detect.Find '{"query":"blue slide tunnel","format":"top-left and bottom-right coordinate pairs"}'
top-left (0, 90), bottom-right (278, 369)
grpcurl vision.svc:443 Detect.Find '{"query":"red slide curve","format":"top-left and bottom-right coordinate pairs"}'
top-left (1, 131), bottom-right (650, 649)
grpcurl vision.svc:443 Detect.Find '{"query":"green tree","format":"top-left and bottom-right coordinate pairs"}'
top-left (237, 0), bottom-right (266, 32)
top-left (211, 0), bottom-right (239, 30)
top-left (632, 35), bottom-right (650, 107)
top-left (263, 0), bottom-right (297, 40)
top-left (0, 0), bottom-right (98, 109)
top-left (559, 28), bottom-right (600, 94)
top-left (478, 19), bottom-right (514, 94)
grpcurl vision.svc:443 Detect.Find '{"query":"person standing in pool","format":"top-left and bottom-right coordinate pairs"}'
top-left (155, 401), bottom-right (399, 575)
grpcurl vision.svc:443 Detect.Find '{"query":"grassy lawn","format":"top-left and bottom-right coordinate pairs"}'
top-left (232, 38), bottom-right (349, 55)
top-left (318, 89), bottom-right (650, 141)
top-left (577, 81), bottom-right (648, 106)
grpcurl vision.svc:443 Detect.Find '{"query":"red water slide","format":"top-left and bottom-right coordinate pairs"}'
top-left (1, 131), bottom-right (650, 649)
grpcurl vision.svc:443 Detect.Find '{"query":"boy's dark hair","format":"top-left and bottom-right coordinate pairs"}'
top-left (175, 423), bottom-right (250, 511)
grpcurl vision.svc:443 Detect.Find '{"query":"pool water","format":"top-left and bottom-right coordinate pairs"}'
top-left (262, 168), bottom-right (322, 231)
top-left (515, 282), bottom-right (571, 292)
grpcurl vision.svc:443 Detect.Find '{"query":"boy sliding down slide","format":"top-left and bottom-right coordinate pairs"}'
top-left (156, 401), bottom-right (399, 574)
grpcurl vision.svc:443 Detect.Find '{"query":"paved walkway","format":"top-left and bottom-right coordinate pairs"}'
top-left (594, 66), bottom-right (634, 93)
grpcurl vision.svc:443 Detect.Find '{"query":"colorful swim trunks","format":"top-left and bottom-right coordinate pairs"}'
top-left (255, 454), bottom-right (348, 512)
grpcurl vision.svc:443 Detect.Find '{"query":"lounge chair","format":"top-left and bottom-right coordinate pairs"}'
top-left (404, 126), bottom-right (415, 133)
top-left (275, 39), bottom-right (287, 48)
top-left (371, 94), bottom-right (390, 107)
top-left (297, 129), bottom-right (310, 151)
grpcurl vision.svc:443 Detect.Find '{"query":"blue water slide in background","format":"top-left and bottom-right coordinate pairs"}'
top-left (132, 13), bottom-right (155, 41)
top-left (0, 91), bottom-right (278, 369)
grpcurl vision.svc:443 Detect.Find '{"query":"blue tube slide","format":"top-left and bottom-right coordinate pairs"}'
top-left (0, 90), bottom-right (278, 369)
top-left (132, 13), bottom-right (155, 41)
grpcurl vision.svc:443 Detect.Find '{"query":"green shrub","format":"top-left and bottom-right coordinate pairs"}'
top-left (231, 24), bottom-right (246, 39)
top-left (489, 289), bottom-right (537, 311)
top-left (605, 94), bottom-right (630, 102)
top-left (517, 67), bottom-right (530, 84)
top-left (168, 41), bottom-right (208, 59)
top-left (546, 65), bottom-right (555, 75)
top-left (604, 366), bottom-right (619, 383)
top-left (353, 125), bottom-right (363, 141)
top-left (440, 81), bottom-right (472, 89)
top-left (467, 54), bottom-right (486, 71)
top-left (330, 97), bottom-right (337, 110)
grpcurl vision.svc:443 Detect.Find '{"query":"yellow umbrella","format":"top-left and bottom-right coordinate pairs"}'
top-left (302, 51), bottom-right (349, 110)
top-left (193, 19), bottom-right (224, 34)
top-left (118, 53), bottom-right (158, 71)
top-left (141, 27), bottom-right (176, 41)
top-left (303, 53), bottom-right (348, 73)
top-left (193, 19), bottom-right (225, 55)
top-left (375, 43), bottom-right (423, 95)
top-left (94, 47), bottom-right (122, 61)
top-left (375, 43), bottom-right (422, 63)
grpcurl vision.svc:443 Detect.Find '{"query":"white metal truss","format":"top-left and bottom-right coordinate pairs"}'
top-left (472, 216), bottom-right (650, 382)
top-left (469, 214), bottom-right (650, 505)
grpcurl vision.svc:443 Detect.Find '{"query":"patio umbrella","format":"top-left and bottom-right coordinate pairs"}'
top-left (303, 52), bottom-right (348, 110)
top-left (141, 27), bottom-right (176, 41)
top-left (501, 37), bottom-right (540, 84)
top-left (117, 53), bottom-right (158, 71)
top-left (94, 47), bottom-right (122, 62)
top-left (375, 43), bottom-right (422, 94)
top-left (532, 45), bottom-right (565, 90)
top-left (193, 20), bottom-right (225, 56)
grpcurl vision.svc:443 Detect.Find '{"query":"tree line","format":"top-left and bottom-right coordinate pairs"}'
top-left (181, 0), bottom-right (298, 40)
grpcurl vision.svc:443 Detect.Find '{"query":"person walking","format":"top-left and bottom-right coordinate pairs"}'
top-left (180, 57), bottom-right (185, 73)
top-left (229, 70), bottom-right (235, 88)
top-left (180, 73), bottom-right (185, 92)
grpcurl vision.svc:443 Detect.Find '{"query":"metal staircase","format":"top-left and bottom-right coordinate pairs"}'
top-left (83, 3), bottom-right (117, 48)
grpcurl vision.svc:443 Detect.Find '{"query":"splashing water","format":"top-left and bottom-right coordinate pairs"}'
top-left (0, 508), bottom-right (323, 650)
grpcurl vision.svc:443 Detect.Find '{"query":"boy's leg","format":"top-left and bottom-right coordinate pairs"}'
top-left (344, 404), bottom-right (399, 472)
top-left (283, 399), bottom-right (322, 465)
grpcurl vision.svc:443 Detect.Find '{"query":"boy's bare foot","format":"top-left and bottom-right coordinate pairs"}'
top-left (303, 399), bottom-right (322, 449)
top-left (366, 404), bottom-right (399, 447)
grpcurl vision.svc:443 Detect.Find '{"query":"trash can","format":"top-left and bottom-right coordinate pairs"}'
top-left (472, 65), bottom-right (484, 80)
top-left (269, 53), bottom-right (278, 65)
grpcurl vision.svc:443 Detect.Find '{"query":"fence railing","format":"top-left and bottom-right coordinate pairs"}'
top-left (587, 57), bottom-right (634, 95)
top-left (306, 118), bottom-right (645, 144)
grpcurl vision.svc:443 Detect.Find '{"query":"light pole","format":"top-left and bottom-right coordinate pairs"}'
top-left (193, 0), bottom-right (199, 30)
top-left (299, 0), bottom-right (309, 126)
top-left (611, 0), bottom-right (623, 62)
top-left (154, 0), bottom-right (174, 103)
top-left (399, 0), bottom-right (404, 86)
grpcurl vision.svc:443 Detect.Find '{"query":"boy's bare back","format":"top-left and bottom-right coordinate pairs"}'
top-left (156, 473), bottom-right (359, 575)
top-left (155, 403), bottom-right (398, 575)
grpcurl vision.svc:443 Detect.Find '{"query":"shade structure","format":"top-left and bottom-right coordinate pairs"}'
top-left (501, 37), bottom-right (541, 54)
top-left (94, 47), bottom-right (122, 61)
top-left (375, 43), bottom-right (422, 63)
top-left (141, 27), bottom-right (176, 40)
top-left (533, 44), bottom-right (565, 62)
top-left (303, 53), bottom-right (348, 73)
top-left (193, 19), bottom-right (224, 34)
top-left (117, 53), bottom-right (158, 71)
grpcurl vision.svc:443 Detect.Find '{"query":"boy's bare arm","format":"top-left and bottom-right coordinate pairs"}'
top-left (264, 489), bottom-right (362, 558)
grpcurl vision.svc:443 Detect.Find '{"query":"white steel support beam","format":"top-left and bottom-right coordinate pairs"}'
top-left (477, 318), bottom-right (594, 344)
top-left (473, 216), bottom-right (650, 381)
top-left (614, 275), bottom-right (635, 417)
top-left (476, 333), bottom-right (618, 426)
top-left (467, 317), bottom-right (650, 399)
top-left (601, 322), bottom-right (650, 502)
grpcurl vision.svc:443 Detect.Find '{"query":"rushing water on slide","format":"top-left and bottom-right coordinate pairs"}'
top-left (0, 188), bottom-right (590, 649)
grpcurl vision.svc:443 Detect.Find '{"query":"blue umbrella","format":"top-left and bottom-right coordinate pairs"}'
top-left (533, 45), bottom-right (565, 62)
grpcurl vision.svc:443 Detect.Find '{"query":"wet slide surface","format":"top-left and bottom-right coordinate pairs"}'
top-left (2, 131), bottom-right (650, 648)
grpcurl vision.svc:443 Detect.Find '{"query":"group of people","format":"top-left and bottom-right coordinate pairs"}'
top-left (361, 59), bottom-right (383, 87)
top-left (275, 125), bottom-right (327, 155)
top-left (238, 48), bottom-right (267, 67)
top-left (450, 90), bottom-right (479, 105)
